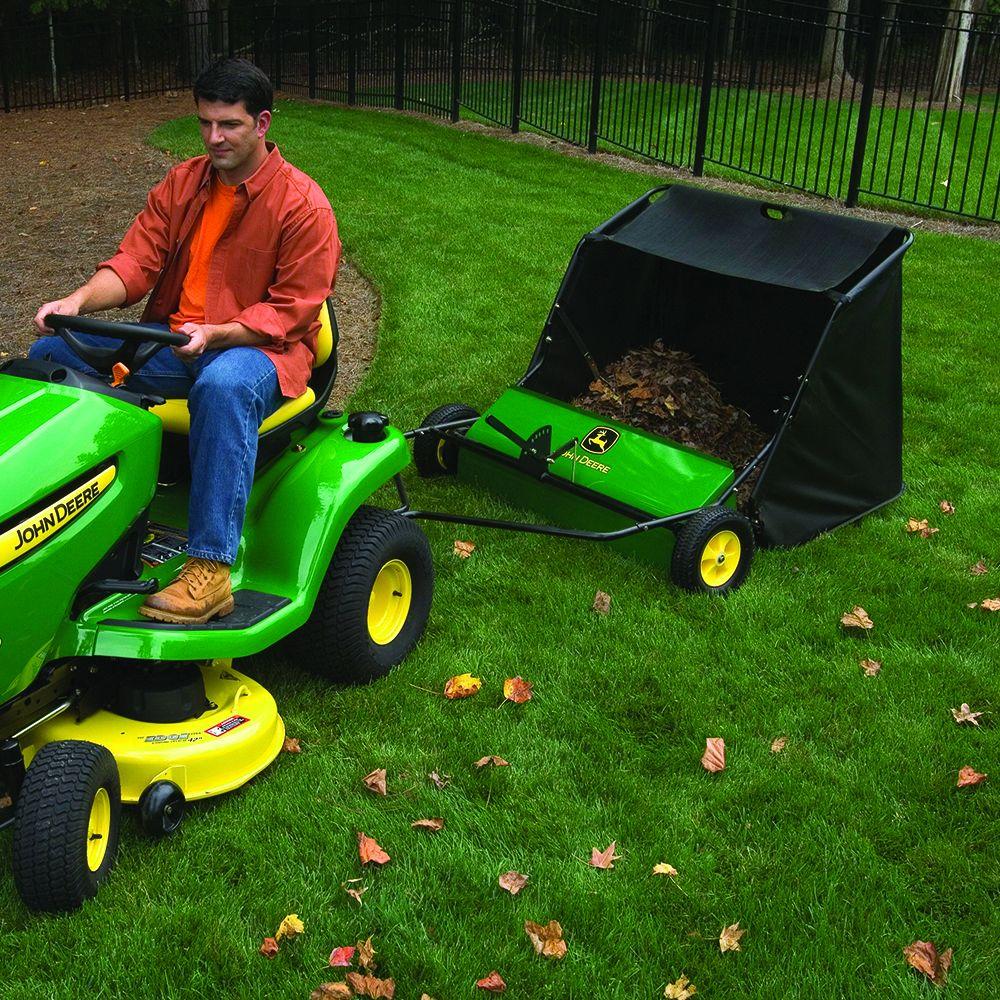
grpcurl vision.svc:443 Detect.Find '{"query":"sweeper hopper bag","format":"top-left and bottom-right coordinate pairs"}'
top-left (405, 184), bottom-right (912, 594)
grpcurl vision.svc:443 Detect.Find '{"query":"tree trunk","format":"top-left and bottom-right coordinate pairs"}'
top-left (723, 0), bottom-right (742, 63)
top-left (48, 9), bottom-right (59, 103)
top-left (219, 0), bottom-right (231, 59)
top-left (638, 0), bottom-right (655, 79)
top-left (819, 0), bottom-right (850, 82)
top-left (876, 0), bottom-right (898, 80)
top-left (932, 0), bottom-right (975, 104)
top-left (184, 0), bottom-right (211, 78)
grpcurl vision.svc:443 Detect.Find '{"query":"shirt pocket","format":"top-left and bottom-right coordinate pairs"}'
top-left (228, 245), bottom-right (280, 306)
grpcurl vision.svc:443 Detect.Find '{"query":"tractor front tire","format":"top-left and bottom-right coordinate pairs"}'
top-left (12, 740), bottom-right (122, 913)
top-left (413, 402), bottom-right (480, 477)
top-left (671, 506), bottom-right (755, 595)
top-left (287, 506), bottom-right (434, 684)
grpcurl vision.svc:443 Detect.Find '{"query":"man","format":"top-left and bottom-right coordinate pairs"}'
top-left (30, 58), bottom-right (340, 624)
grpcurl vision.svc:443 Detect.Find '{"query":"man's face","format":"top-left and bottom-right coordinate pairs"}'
top-left (196, 98), bottom-right (270, 175)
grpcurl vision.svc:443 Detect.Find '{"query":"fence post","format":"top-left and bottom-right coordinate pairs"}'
top-left (587, 0), bottom-right (607, 153)
top-left (846, 0), bottom-right (883, 208)
top-left (450, 0), bottom-right (462, 122)
top-left (511, 0), bottom-right (524, 133)
top-left (0, 30), bottom-right (10, 112)
top-left (252, 8), bottom-right (262, 68)
top-left (394, 0), bottom-right (405, 111)
top-left (348, 0), bottom-right (358, 106)
top-left (308, 3), bottom-right (317, 99)
top-left (119, 14), bottom-right (130, 101)
top-left (274, 8), bottom-right (283, 90)
top-left (692, 0), bottom-right (721, 176)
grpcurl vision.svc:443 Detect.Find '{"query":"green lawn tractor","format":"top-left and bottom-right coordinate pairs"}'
top-left (404, 185), bottom-right (912, 592)
top-left (0, 301), bottom-right (433, 913)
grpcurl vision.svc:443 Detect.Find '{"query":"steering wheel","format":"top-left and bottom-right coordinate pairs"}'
top-left (43, 313), bottom-right (189, 378)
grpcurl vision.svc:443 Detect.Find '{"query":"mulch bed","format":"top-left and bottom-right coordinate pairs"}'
top-left (571, 341), bottom-right (770, 509)
top-left (0, 95), bottom-right (378, 408)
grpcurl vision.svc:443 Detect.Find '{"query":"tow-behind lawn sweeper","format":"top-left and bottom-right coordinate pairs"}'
top-left (0, 301), bottom-right (433, 912)
top-left (406, 185), bottom-right (911, 592)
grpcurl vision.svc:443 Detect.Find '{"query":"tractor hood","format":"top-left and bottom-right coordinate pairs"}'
top-left (0, 371), bottom-right (162, 704)
top-left (0, 373), bottom-right (158, 524)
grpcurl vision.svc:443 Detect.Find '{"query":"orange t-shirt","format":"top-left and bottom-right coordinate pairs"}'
top-left (169, 175), bottom-right (237, 330)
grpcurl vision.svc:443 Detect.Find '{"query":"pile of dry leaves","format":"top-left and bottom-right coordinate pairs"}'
top-left (571, 341), bottom-right (770, 507)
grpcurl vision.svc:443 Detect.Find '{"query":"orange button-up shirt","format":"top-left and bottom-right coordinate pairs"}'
top-left (98, 143), bottom-right (340, 399)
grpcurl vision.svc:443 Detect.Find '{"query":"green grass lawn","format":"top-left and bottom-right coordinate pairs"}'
top-left (2, 101), bottom-right (998, 999)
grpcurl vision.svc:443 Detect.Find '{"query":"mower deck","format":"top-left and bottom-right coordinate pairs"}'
top-left (19, 661), bottom-right (283, 803)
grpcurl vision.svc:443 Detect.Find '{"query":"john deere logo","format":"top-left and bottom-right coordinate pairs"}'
top-left (581, 426), bottom-right (619, 455)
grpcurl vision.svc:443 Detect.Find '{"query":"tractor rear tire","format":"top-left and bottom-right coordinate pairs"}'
top-left (413, 402), bottom-right (480, 477)
top-left (12, 740), bottom-right (122, 913)
top-left (671, 506), bottom-right (755, 595)
top-left (286, 506), bottom-right (434, 684)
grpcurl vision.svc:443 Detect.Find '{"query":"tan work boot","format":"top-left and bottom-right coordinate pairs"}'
top-left (139, 557), bottom-right (235, 625)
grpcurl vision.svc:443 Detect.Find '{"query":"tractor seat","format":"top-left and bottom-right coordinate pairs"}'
top-left (150, 298), bottom-right (337, 435)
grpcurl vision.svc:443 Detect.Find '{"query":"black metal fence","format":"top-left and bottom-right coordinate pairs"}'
top-left (3, 1), bottom-right (998, 221)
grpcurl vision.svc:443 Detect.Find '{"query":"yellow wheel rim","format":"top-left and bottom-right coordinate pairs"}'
top-left (368, 559), bottom-right (413, 645)
top-left (699, 530), bottom-right (741, 588)
top-left (436, 438), bottom-right (449, 470)
top-left (86, 787), bottom-right (111, 872)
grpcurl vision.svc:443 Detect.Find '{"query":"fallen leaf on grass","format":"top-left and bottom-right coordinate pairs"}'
top-left (328, 946), bottom-right (356, 967)
top-left (357, 936), bottom-right (377, 970)
top-left (952, 704), bottom-right (984, 726)
top-left (346, 972), bottom-right (395, 998)
top-left (589, 841), bottom-right (620, 869)
top-left (311, 983), bottom-right (353, 1000)
top-left (499, 871), bottom-right (528, 895)
top-left (653, 863), bottom-right (679, 877)
top-left (475, 970), bottom-right (507, 992)
top-left (524, 919), bottom-right (568, 959)
top-left (275, 914), bottom-right (304, 941)
top-left (444, 673), bottom-right (482, 699)
top-left (957, 766), bottom-right (987, 788)
top-left (592, 590), bottom-right (612, 615)
top-left (282, 736), bottom-right (302, 753)
top-left (342, 879), bottom-right (367, 905)
top-left (428, 771), bottom-right (451, 789)
top-left (770, 736), bottom-right (787, 753)
top-left (903, 940), bottom-right (953, 986)
top-left (363, 768), bottom-right (387, 796)
top-left (453, 539), bottom-right (476, 559)
top-left (719, 922), bottom-right (745, 953)
top-left (259, 936), bottom-right (279, 958)
top-left (841, 606), bottom-right (874, 630)
top-left (906, 517), bottom-right (939, 538)
top-left (503, 676), bottom-right (533, 704)
top-left (860, 658), bottom-right (883, 677)
top-left (358, 832), bottom-right (391, 865)
top-left (939, 500), bottom-right (955, 515)
top-left (980, 597), bottom-right (1000, 611)
top-left (701, 738), bottom-right (725, 773)
top-left (475, 755), bottom-right (510, 768)
top-left (970, 560), bottom-right (988, 576)
top-left (664, 974), bottom-right (697, 999)
top-left (411, 817), bottom-right (445, 832)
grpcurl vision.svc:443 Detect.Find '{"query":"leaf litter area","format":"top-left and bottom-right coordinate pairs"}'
top-left (571, 341), bottom-right (770, 510)
top-left (0, 96), bottom-right (379, 407)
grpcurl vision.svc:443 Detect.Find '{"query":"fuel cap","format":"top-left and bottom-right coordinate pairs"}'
top-left (347, 411), bottom-right (389, 443)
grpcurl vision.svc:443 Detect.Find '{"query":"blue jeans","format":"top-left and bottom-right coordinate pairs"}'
top-left (29, 327), bottom-right (283, 565)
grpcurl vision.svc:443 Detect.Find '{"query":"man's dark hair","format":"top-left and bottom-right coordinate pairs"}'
top-left (193, 58), bottom-right (273, 118)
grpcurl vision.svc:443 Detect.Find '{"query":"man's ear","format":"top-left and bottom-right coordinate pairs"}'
top-left (255, 110), bottom-right (272, 138)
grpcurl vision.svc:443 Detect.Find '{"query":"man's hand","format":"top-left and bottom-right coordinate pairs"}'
top-left (34, 294), bottom-right (83, 335)
top-left (173, 322), bottom-right (216, 359)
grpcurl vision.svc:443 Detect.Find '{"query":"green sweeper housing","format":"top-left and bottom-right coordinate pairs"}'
top-left (407, 184), bottom-right (912, 593)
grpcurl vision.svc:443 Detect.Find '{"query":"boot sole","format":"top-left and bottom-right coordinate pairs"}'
top-left (138, 595), bottom-right (236, 626)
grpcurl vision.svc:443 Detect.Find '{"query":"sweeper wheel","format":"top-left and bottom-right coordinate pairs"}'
top-left (12, 740), bottom-right (122, 913)
top-left (286, 506), bottom-right (433, 684)
top-left (414, 402), bottom-right (480, 476)
top-left (671, 506), bottom-right (755, 595)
